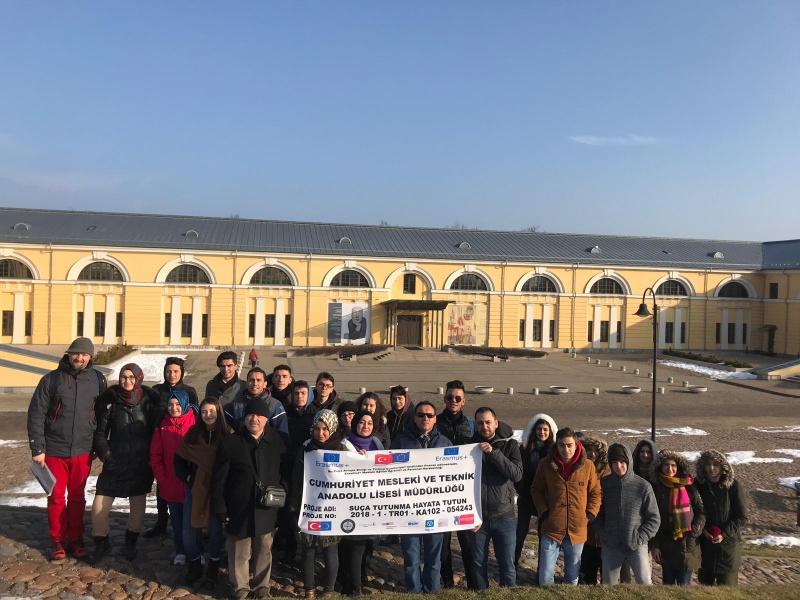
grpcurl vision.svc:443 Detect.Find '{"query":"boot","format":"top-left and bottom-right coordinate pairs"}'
top-left (143, 498), bottom-right (169, 538)
top-left (91, 536), bottom-right (110, 565)
top-left (123, 530), bottom-right (139, 561)
top-left (185, 558), bottom-right (204, 587)
top-left (305, 586), bottom-right (316, 599)
top-left (202, 558), bottom-right (221, 590)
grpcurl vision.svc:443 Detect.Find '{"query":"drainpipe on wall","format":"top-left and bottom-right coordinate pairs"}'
top-left (47, 243), bottom-right (54, 345)
top-left (784, 270), bottom-right (790, 354)
top-left (305, 254), bottom-right (312, 347)
top-left (570, 264), bottom-right (578, 351)
top-left (703, 269), bottom-right (709, 351)
top-left (499, 261), bottom-right (506, 348)
top-left (231, 251), bottom-right (239, 350)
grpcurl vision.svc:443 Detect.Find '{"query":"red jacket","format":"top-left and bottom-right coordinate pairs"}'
top-left (150, 410), bottom-right (196, 503)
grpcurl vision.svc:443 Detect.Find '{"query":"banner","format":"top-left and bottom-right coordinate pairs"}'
top-left (327, 302), bottom-right (370, 345)
top-left (299, 444), bottom-right (483, 536)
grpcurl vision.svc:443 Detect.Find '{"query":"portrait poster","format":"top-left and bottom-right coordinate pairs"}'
top-left (328, 302), bottom-right (370, 345)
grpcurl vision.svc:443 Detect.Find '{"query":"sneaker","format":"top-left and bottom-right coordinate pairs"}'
top-left (69, 539), bottom-right (89, 559)
top-left (50, 542), bottom-right (67, 561)
top-left (253, 587), bottom-right (270, 599)
top-left (173, 553), bottom-right (187, 566)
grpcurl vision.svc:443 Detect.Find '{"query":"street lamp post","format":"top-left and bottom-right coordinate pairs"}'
top-left (634, 288), bottom-right (659, 443)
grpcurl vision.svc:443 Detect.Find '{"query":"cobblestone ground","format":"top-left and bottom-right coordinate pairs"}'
top-left (1, 506), bottom-right (800, 599)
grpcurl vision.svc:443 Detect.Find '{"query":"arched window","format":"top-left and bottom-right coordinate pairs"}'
top-left (521, 276), bottom-right (557, 293)
top-left (656, 280), bottom-right (688, 296)
top-left (450, 273), bottom-right (488, 291)
top-left (330, 269), bottom-right (370, 288)
top-left (718, 281), bottom-right (749, 298)
top-left (166, 264), bottom-right (210, 284)
top-left (590, 278), bottom-right (623, 295)
top-left (250, 266), bottom-right (292, 286)
top-left (0, 259), bottom-right (33, 279)
top-left (78, 261), bottom-right (123, 282)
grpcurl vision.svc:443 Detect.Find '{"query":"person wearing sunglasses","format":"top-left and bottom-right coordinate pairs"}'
top-left (390, 401), bottom-right (452, 593)
top-left (437, 379), bottom-right (477, 590)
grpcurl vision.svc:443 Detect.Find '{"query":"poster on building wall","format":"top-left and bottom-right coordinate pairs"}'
top-left (328, 302), bottom-right (370, 345)
top-left (447, 303), bottom-right (487, 346)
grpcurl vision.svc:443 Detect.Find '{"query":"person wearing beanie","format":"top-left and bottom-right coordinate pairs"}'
top-left (597, 443), bottom-right (660, 585)
top-left (695, 450), bottom-right (748, 586)
top-left (288, 409), bottom-right (352, 598)
top-left (223, 367), bottom-right (287, 434)
top-left (147, 356), bottom-right (199, 538)
top-left (336, 400), bottom-right (358, 434)
top-left (212, 384), bottom-right (290, 600)
top-left (91, 363), bottom-right (161, 564)
top-left (27, 337), bottom-right (107, 561)
top-left (150, 390), bottom-right (197, 566)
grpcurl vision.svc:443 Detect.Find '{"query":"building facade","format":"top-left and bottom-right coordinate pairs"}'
top-left (1, 207), bottom-right (799, 355)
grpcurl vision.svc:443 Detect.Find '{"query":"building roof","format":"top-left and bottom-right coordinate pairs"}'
top-left (762, 239), bottom-right (800, 270)
top-left (0, 206), bottom-right (783, 270)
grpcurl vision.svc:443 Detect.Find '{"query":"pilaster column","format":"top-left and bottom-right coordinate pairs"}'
top-left (191, 296), bottom-right (202, 345)
top-left (592, 305), bottom-right (602, 348)
top-left (658, 307), bottom-right (667, 349)
top-left (104, 295), bottom-right (116, 344)
top-left (170, 296), bottom-right (181, 345)
top-left (735, 308), bottom-right (744, 350)
top-left (274, 298), bottom-right (286, 346)
top-left (674, 307), bottom-right (682, 349)
top-left (524, 304), bottom-right (534, 348)
top-left (254, 297), bottom-right (266, 346)
top-left (84, 294), bottom-right (95, 338)
top-left (12, 292), bottom-right (25, 343)
top-left (720, 307), bottom-right (729, 350)
top-left (542, 304), bottom-right (552, 348)
top-left (609, 305), bottom-right (618, 349)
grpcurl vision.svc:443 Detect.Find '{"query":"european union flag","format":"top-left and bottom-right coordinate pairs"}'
top-left (392, 452), bottom-right (410, 463)
top-left (444, 447), bottom-right (459, 456)
top-left (323, 453), bottom-right (340, 463)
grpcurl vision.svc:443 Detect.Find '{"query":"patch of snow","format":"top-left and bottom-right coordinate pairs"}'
top-left (726, 451), bottom-right (793, 465)
top-left (680, 451), bottom-right (701, 462)
top-left (513, 429), bottom-right (522, 442)
top-left (105, 353), bottom-right (186, 382)
top-left (774, 449), bottom-right (800, 459)
top-left (748, 536), bottom-right (800, 547)
top-left (0, 475), bottom-right (157, 513)
top-left (657, 360), bottom-right (757, 380)
top-left (755, 488), bottom-right (774, 493)
top-left (0, 440), bottom-right (25, 448)
top-left (592, 427), bottom-right (707, 438)
top-left (749, 426), bottom-right (800, 433)
top-left (779, 476), bottom-right (800, 489)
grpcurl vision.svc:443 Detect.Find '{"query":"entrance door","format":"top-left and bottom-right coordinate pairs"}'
top-left (397, 315), bottom-right (422, 346)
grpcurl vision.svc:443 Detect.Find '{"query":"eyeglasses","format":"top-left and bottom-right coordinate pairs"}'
top-left (445, 395), bottom-right (463, 402)
top-left (317, 383), bottom-right (334, 389)
top-left (120, 375), bottom-right (136, 381)
top-left (415, 413), bottom-right (436, 419)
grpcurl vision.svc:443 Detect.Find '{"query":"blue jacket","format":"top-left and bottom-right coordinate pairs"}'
top-left (390, 425), bottom-right (452, 449)
top-left (223, 390), bottom-right (288, 435)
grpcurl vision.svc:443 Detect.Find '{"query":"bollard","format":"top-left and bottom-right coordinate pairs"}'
top-left (533, 387), bottom-right (539, 396)
top-left (404, 386), bottom-right (409, 392)
top-left (683, 381), bottom-right (690, 388)
top-left (571, 352), bottom-right (577, 359)
top-left (596, 359), bottom-right (602, 365)
top-left (438, 386), bottom-right (444, 395)
top-left (593, 387), bottom-right (600, 395)
top-left (634, 368), bottom-right (640, 375)
top-left (586, 357), bottom-right (592, 363)
top-left (620, 365), bottom-right (626, 372)
top-left (359, 387), bottom-right (367, 394)
top-left (507, 387), bottom-right (514, 395)
top-left (668, 376), bottom-right (674, 384)
top-left (658, 387), bottom-right (665, 394)
top-left (648, 372), bottom-right (653, 379)
top-left (608, 361), bottom-right (613, 368)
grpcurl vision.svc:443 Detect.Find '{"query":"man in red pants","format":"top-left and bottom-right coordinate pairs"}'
top-left (27, 337), bottom-right (107, 561)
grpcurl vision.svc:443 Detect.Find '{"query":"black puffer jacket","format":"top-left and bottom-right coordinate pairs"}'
top-left (205, 375), bottom-right (246, 406)
top-left (436, 409), bottom-right (475, 445)
top-left (93, 385), bottom-right (160, 498)
top-left (386, 402), bottom-right (415, 438)
top-left (695, 450), bottom-right (748, 581)
top-left (516, 413), bottom-right (557, 515)
top-left (27, 355), bottom-right (106, 458)
top-left (286, 403), bottom-right (314, 456)
top-left (473, 422), bottom-right (523, 521)
top-left (211, 427), bottom-right (290, 539)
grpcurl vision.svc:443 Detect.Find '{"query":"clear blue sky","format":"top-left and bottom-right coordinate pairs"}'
top-left (1, 1), bottom-right (798, 241)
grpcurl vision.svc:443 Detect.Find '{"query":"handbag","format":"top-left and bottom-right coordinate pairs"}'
top-left (249, 453), bottom-right (286, 508)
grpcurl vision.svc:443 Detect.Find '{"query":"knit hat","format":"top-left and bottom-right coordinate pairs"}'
top-left (314, 409), bottom-right (339, 435)
top-left (608, 443), bottom-right (629, 465)
top-left (337, 400), bottom-right (358, 417)
top-left (67, 336), bottom-right (94, 355)
top-left (244, 398), bottom-right (271, 419)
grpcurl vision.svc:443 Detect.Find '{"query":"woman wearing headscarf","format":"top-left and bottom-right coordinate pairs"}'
top-left (355, 392), bottom-right (391, 449)
top-left (651, 449), bottom-right (705, 585)
top-left (90, 363), bottom-right (160, 563)
top-left (695, 450), bottom-right (748, 586)
top-left (174, 397), bottom-right (229, 588)
top-left (580, 436), bottom-right (610, 584)
top-left (514, 413), bottom-right (557, 568)
top-left (289, 409), bottom-right (354, 599)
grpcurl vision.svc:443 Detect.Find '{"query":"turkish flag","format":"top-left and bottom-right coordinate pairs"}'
top-left (308, 521), bottom-right (322, 531)
top-left (456, 514), bottom-right (475, 526)
top-left (374, 454), bottom-right (393, 465)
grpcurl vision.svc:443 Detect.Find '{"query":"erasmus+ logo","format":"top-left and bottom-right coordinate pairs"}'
top-left (374, 452), bottom-right (410, 465)
top-left (323, 453), bottom-right (340, 463)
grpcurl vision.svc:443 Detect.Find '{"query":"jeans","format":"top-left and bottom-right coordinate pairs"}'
top-left (167, 501), bottom-right (185, 555)
top-left (472, 518), bottom-right (516, 589)
top-left (538, 535), bottom-right (583, 585)
top-left (602, 545), bottom-right (652, 585)
top-left (182, 488), bottom-right (225, 562)
top-left (303, 544), bottom-right (339, 591)
top-left (662, 565), bottom-right (693, 585)
top-left (400, 533), bottom-right (444, 593)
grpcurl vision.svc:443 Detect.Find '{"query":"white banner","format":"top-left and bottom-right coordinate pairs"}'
top-left (299, 444), bottom-right (483, 536)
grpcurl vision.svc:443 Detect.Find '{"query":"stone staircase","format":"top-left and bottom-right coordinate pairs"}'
top-left (752, 356), bottom-right (800, 380)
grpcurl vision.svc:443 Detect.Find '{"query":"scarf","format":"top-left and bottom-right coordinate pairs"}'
top-left (347, 432), bottom-right (377, 453)
top-left (118, 363), bottom-right (144, 406)
top-left (659, 473), bottom-right (694, 539)
top-left (554, 442), bottom-right (583, 480)
top-left (308, 432), bottom-right (345, 451)
top-left (176, 429), bottom-right (220, 528)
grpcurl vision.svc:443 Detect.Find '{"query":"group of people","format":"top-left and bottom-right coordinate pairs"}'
top-left (27, 337), bottom-right (748, 600)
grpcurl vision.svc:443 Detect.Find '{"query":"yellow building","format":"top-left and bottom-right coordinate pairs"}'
top-left (1, 207), bottom-right (799, 355)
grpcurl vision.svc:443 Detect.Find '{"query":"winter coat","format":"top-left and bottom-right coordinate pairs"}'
top-left (651, 450), bottom-right (705, 573)
top-left (305, 389), bottom-right (340, 416)
top-left (286, 403), bottom-right (315, 456)
top-left (93, 385), bottom-right (160, 498)
top-left (473, 422), bottom-right (523, 521)
top-left (598, 444), bottom-right (661, 553)
top-left (205, 375), bottom-right (246, 406)
top-left (516, 413), bottom-right (557, 515)
top-left (150, 410), bottom-right (197, 503)
top-left (583, 437), bottom-right (611, 547)
top-left (223, 389), bottom-right (288, 434)
top-left (211, 426), bottom-right (290, 539)
top-left (27, 355), bottom-right (107, 458)
top-left (531, 443), bottom-right (602, 545)
top-left (174, 428), bottom-right (223, 529)
top-left (386, 402), bottom-right (415, 439)
top-left (633, 439), bottom-right (657, 482)
top-left (436, 409), bottom-right (475, 446)
top-left (390, 425), bottom-right (452, 450)
top-left (152, 381), bottom-right (199, 423)
top-left (695, 450), bottom-right (748, 580)
top-left (269, 384), bottom-right (294, 407)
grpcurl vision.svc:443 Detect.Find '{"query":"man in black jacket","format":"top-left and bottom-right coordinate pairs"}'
top-left (212, 397), bottom-right (289, 600)
top-left (27, 337), bottom-right (106, 561)
top-left (437, 379), bottom-right (477, 589)
top-left (470, 407), bottom-right (523, 589)
top-left (205, 351), bottom-right (246, 406)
